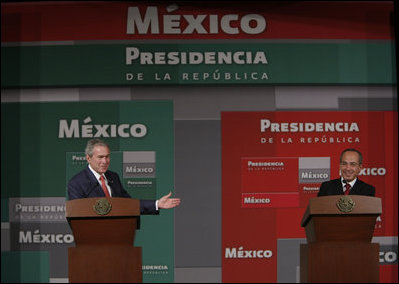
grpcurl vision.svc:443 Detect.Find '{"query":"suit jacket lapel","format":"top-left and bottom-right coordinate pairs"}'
top-left (104, 172), bottom-right (115, 196)
top-left (334, 179), bottom-right (343, 194)
top-left (350, 179), bottom-right (363, 194)
top-left (85, 166), bottom-right (103, 196)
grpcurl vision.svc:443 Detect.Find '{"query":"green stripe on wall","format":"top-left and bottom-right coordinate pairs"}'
top-left (1, 42), bottom-right (395, 87)
top-left (1, 251), bottom-right (50, 283)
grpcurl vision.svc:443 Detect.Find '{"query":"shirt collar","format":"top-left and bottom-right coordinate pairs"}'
top-left (88, 164), bottom-right (104, 181)
top-left (341, 177), bottom-right (357, 188)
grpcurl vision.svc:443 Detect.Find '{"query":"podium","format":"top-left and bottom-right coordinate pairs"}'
top-left (300, 195), bottom-right (381, 283)
top-left (66, 197), bottom-right (142, 283)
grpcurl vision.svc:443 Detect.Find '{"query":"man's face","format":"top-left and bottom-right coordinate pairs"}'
top-left (86, 145), bottom-right (111, 175)
top-left (340, 151), bottom-right (362, 182)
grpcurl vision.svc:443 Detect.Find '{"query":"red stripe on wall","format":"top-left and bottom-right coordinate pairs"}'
top-left (1, 1), bottom-right (394, 42)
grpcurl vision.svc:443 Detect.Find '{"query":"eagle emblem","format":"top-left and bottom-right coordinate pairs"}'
top-left (336, 196), bottom-right (355, 213)
top-left (93, 198), bottom-right (112, 215)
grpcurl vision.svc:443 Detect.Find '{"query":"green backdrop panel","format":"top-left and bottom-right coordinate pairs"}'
top-left (1, 251), bottom-right (50, 283)
top-left (1, 101), bottom-right (175, 282)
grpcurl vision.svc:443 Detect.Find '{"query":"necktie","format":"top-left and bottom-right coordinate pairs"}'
top-left (100, 175), bottom-right (110, 197)
top-left (344, 183), bottom-right (351, 195)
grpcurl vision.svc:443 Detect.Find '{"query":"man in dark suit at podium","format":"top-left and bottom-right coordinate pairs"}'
top-left (68, 139), bottom-right (181, 214)
top-left (317, 148), bottom-right (375, 197)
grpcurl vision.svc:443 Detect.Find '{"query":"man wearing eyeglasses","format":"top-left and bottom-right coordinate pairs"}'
top-left (317, 148), bottom-right (375, 196)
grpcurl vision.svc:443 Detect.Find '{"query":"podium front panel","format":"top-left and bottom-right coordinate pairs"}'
top-left (300, 242), bottom-right (379, 283)
top-left (305, 215), bottom-right (378, 243)
top-left (69, 246), bottom-right (142, 283)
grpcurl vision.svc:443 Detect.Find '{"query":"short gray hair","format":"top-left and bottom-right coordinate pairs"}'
top-left (85, 139), bottom-right (109, 157)
top-left (340, 148), bottom-right (363, 165)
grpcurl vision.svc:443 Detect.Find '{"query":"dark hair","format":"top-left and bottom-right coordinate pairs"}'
top-left (340, 148), bottom-right (363, 165)
top-left (85, 139), bottom-right (109, 157)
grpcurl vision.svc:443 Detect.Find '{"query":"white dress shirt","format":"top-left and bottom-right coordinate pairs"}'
top-left (87, 165), bottom-right (160, 210)
top-left (88, 165), bottom-right (112, 197)
top-left (341, 177), bottom-right (357, 194)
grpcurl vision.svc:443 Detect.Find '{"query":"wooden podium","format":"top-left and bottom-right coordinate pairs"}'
top-left (66, 197), bottom-right (142, 283)
top-left (300, 195), bottom-right (381, 283)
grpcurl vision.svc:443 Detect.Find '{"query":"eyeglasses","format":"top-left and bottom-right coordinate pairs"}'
top-left (340, 162), bottom-right (360, 167)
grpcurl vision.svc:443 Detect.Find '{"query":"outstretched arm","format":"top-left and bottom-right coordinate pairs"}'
top-left (158, 192), bottom-right (181, 209)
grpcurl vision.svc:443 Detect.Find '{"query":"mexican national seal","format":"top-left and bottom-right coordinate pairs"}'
top-left (336, 196), bottom-right (355, 213)
top-left (93, 198), bottom-right (112, 215)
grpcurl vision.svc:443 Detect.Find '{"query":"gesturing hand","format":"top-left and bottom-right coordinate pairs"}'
top-left (158, 192), bottom-right (181, 209)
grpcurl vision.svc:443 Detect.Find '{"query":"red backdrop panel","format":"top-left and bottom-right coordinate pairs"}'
top-left (222, 111), bottom-right (397, 282)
